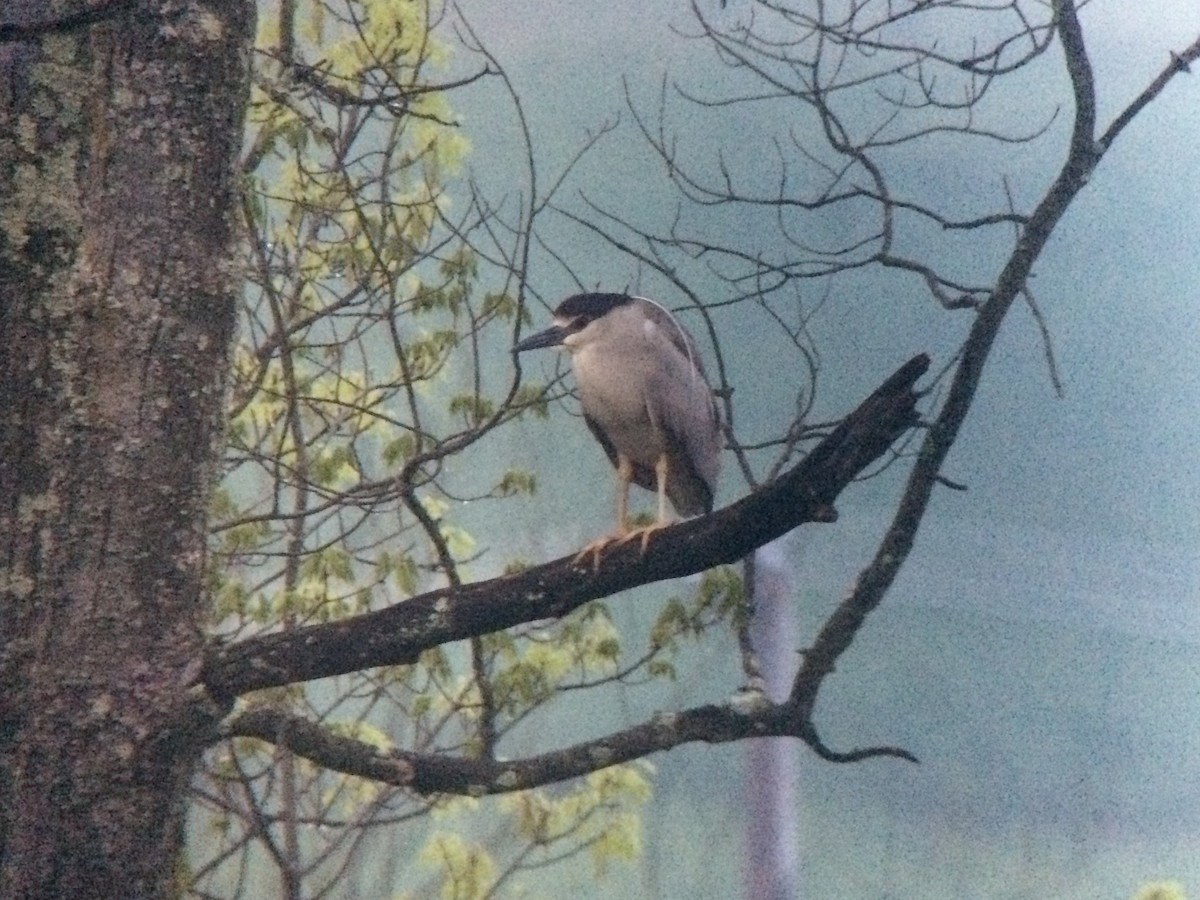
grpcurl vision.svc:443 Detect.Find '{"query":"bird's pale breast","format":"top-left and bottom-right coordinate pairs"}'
top-left (571, 342), bottom-right (666, 469)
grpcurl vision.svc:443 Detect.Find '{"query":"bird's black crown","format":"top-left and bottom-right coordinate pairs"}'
top-left (554, 293), bottom-right (635, 323)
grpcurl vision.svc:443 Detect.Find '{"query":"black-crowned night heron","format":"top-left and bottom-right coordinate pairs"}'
top-left (514, 293), bottom-right (722, 568)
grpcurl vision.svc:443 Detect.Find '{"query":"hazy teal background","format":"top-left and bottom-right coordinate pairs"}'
top-left (349, 2), bottom-right (1200, 897)
top-left (206, 3), bottom-right (1200, 897)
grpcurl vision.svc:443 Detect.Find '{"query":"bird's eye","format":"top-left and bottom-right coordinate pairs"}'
top-left (571, 316), bottom-right (589, 330)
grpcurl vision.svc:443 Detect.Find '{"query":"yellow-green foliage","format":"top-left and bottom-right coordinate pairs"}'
top-left (196, 0), bottom-right (663, 895)
top-left (502, 764), bottom-right (652, 877)
top-left (414, 762), bottom-right (652, 897)
top-left (215, 0), bottom-right (511, 631)
top-left (488, 603), bottom-right (622, 716)
top-left (1135, 882), bottom-right (1188, 900)
top-left (420, 833), bottom-right (496, 900)
top-left (647, 566), bottom-right (744, 679)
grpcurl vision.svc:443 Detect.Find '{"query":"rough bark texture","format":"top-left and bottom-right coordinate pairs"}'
top-left (0, 2), bottom-right (253, 897)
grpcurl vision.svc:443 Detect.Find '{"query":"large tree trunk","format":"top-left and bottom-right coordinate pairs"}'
top-left (0, 3), bottom-right (252, 896)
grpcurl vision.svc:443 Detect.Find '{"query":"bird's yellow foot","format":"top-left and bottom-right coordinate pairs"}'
top-left (615, 519), bottom-right (673, 556)
top-left (573, 520), bottom-right (675, 572)
top-left (572, 533), bottom-right (625, 572)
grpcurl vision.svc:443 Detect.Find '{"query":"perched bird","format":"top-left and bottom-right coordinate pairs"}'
top-left (514, 293), bottom-right (722, 567)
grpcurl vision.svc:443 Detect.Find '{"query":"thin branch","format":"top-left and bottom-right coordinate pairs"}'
top-left (1022, 284), bottom-right (1065, 398)
top-left (1099, 34), bottom-right (1200, 151)
top-left (225, 692), bottom-right (916, 797)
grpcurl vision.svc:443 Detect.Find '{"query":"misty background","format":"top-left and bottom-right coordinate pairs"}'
top-left (337, 2), bottom-right (1200, 897)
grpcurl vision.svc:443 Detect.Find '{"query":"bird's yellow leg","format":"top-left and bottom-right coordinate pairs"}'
top-left (655, 453), bottom-right (670, 525)
top-left (616, 454), bottom-right (633, 533)
top-left (573, 455), bottom-right (634, 571)
top-left (617, 454), bottom-right (674, 556)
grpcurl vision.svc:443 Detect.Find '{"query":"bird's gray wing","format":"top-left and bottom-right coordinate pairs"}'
top-left (633, 297), bottom-right (712, 381)
top-left (649, 389), bottom-right (721, 514)
top-left (638, 310), bottom-right (722, 515)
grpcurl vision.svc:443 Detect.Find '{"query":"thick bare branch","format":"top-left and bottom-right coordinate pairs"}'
top-left (203, 354), bottom-right (929, 702)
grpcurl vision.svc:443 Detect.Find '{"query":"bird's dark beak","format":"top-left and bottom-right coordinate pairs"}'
top-left (513, 325), bottom-right (569, 354)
